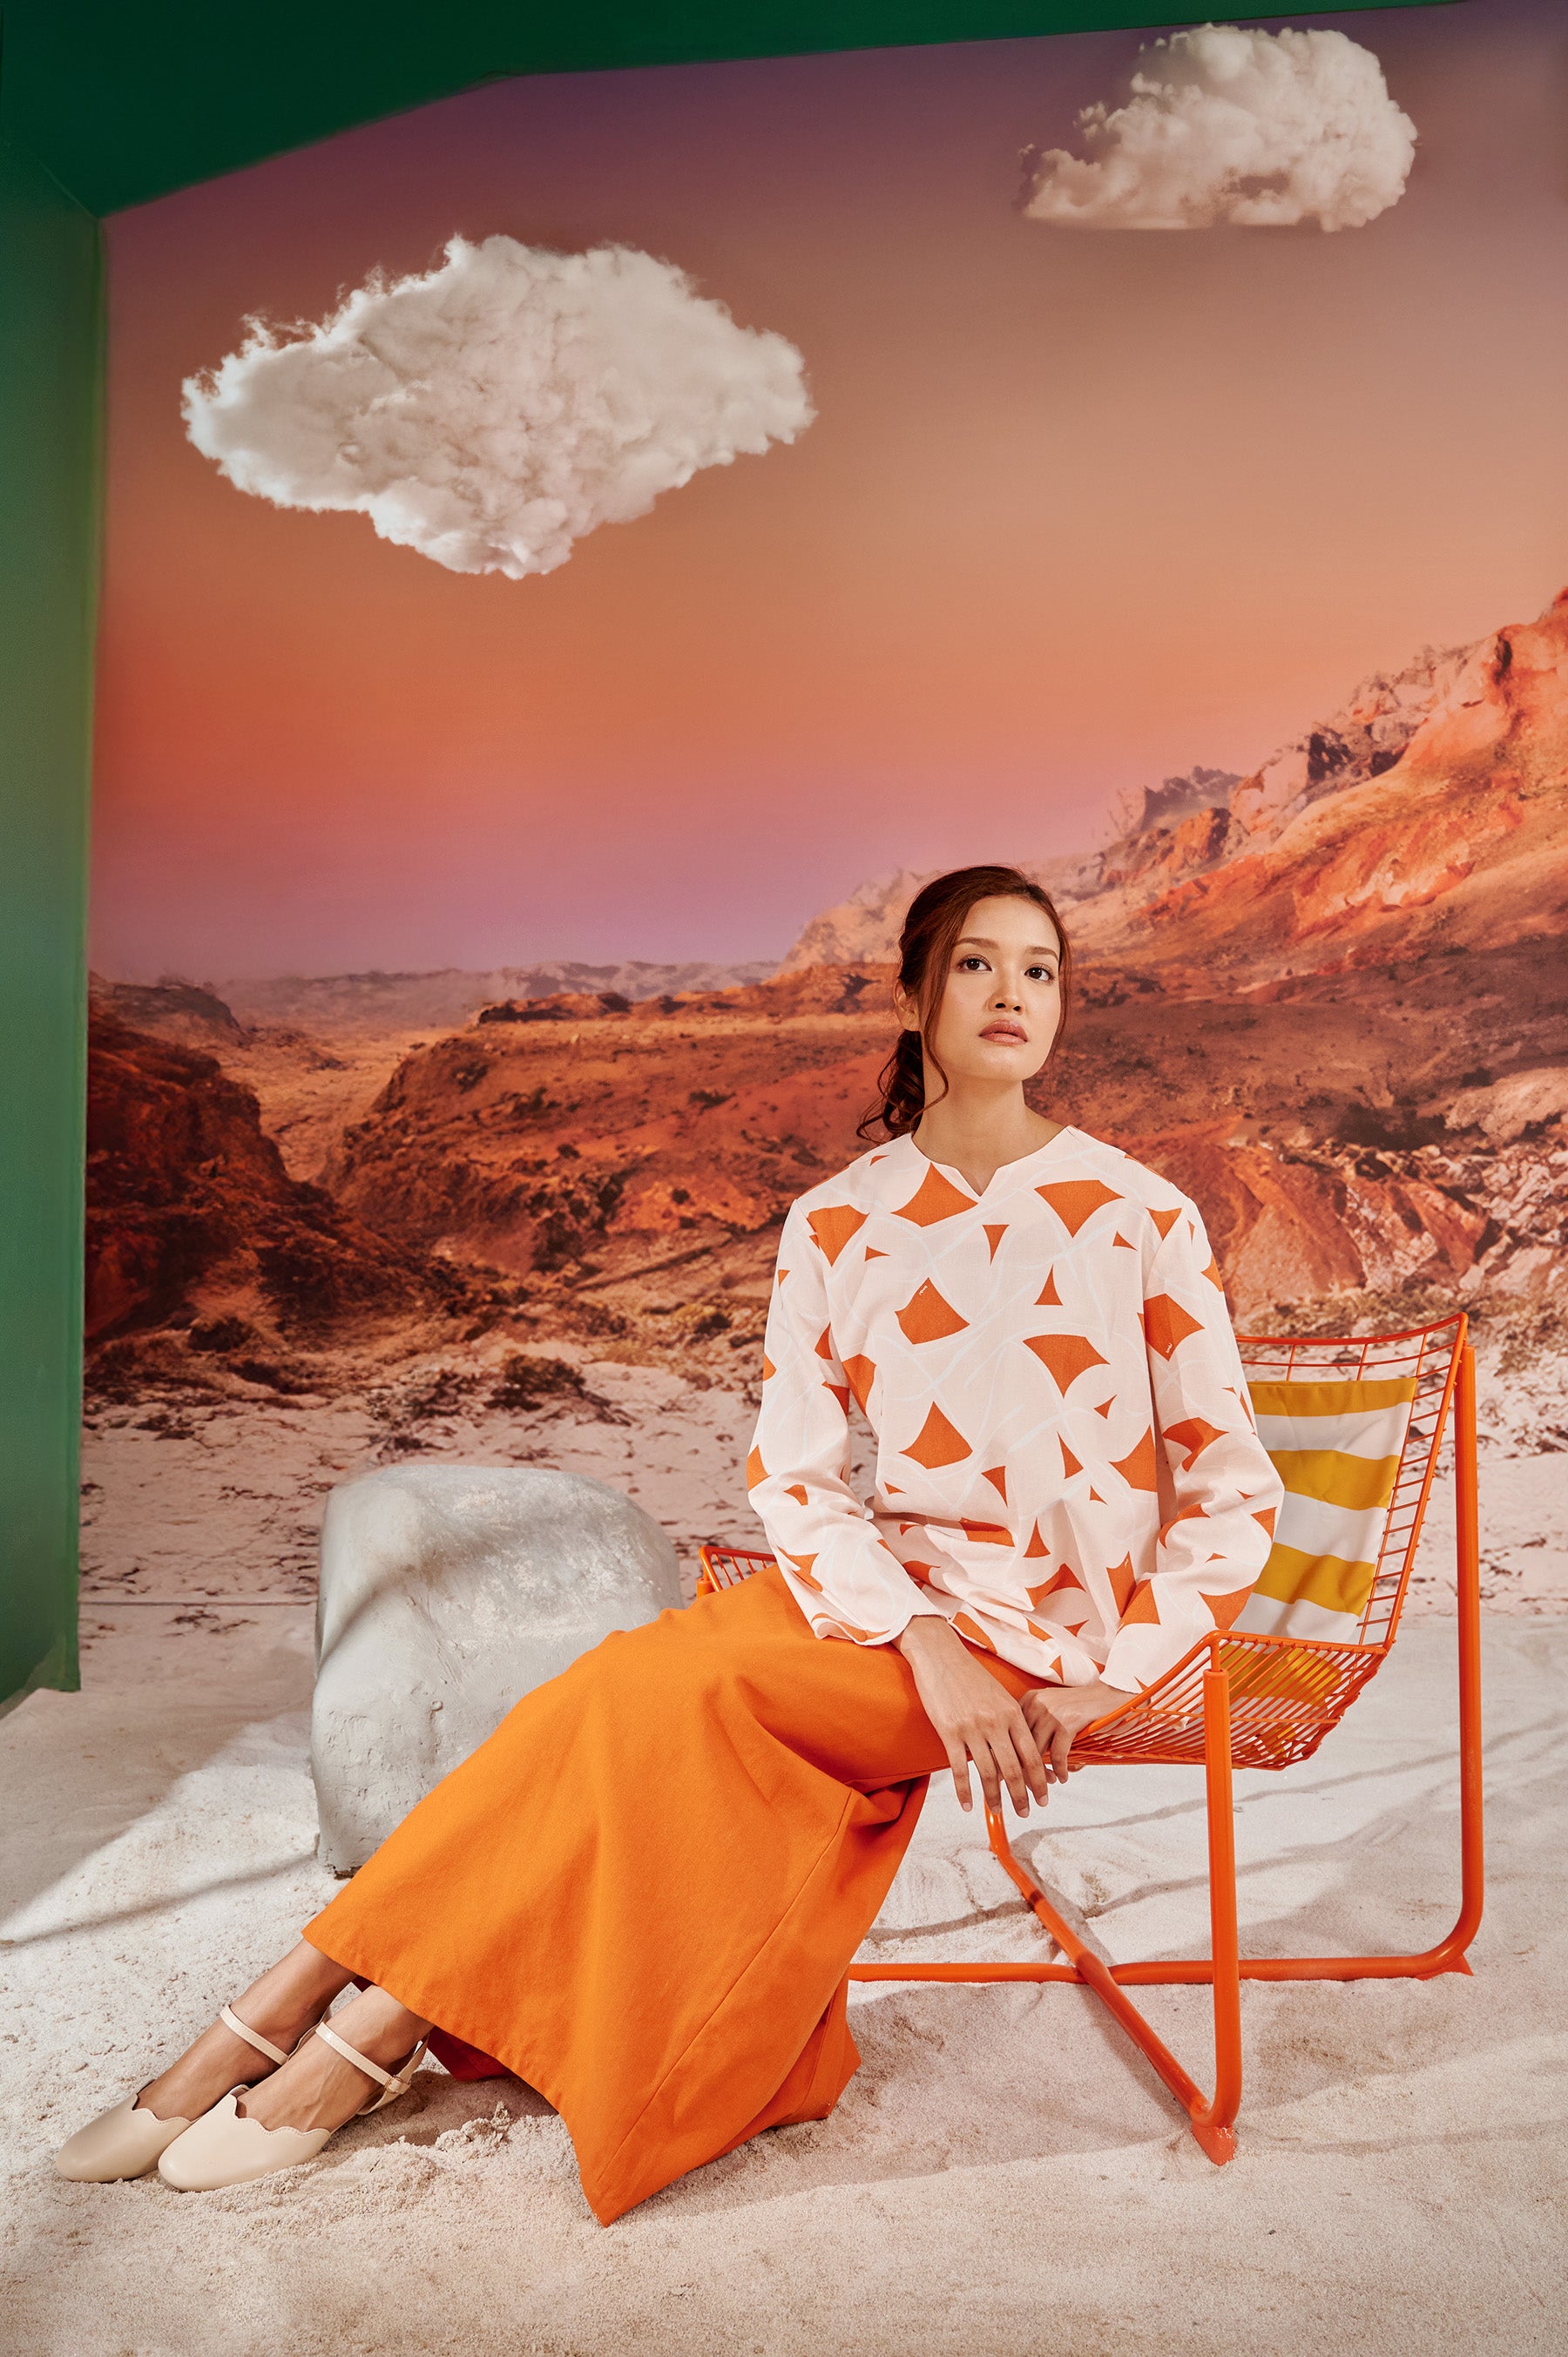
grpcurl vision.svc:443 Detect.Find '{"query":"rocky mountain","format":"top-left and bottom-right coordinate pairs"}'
top-left (85, 1008), bottom-right (479, 1387)
top-left (219, 958), bottom-right (781, 1036)
top-left (91, 976), bottom-right (251, 1050)
top-left (781, 618), bottom-right (1497, 970)
top-left (780, 855), bottom-right (1101, 972)
top-left (1080, 590), bottom-right (1568, 975)
top-left (322, 591), bottom-right (1568, 1346)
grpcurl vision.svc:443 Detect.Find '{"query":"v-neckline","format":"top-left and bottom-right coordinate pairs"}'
top-left (904, 1124), bottom-right (1078, 1205)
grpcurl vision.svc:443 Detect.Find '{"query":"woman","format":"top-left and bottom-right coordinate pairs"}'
top-left (57, 864), bottom-right (1281, 2218)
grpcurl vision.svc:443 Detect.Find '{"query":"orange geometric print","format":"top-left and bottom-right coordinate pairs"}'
top-left (952, 1612), bottom-right (997, 1651)
top-left (1105, 1552), bottom-right (1138, 1612)
top-left (1023, 1332), bottom-right (1109, 1392)
top-left (1037, 1178), bottom-right (1122, 1234)
top-left (895, 1280), bottom-right (970, 1345)
top-left (807, 1204), bottom-right (868, 1265)
top-left (1144, 1293), bottom-right (1203, 1360)
top-left (746, 1446), bottom-right (767, 1490)
top-left (1110, 1427), bottom-right (1159, 1491)
top-left (748, 1129), bottom-right (1281, 1691)
top-left (1158, 1501), bottom-right (1209, 1547)
top-left (1163, 1415), bottom-right (1225, 1469)
top-left (782, 1550), bottom-right (822, 1590)
top-left (1200, 1584), bottom-right (1255, 1629)
top-left (895, 1165), bottom-right (977, 1226)
top-left (1027, 1564), bottom-right (1082, 1604)
top-left (902, 1403), bottom-right (972, 1469)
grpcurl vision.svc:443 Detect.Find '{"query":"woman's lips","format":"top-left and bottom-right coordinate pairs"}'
top-left (980, 1023), bottom-right (1028, 1043)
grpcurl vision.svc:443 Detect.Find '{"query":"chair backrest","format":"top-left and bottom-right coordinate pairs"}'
top-left (702, 1314), bottom-right (1468, 1658)
top-left (1234, 1314), bottom-right (1466, 1651)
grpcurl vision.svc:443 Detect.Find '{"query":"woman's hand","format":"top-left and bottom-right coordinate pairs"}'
top-left (896, 1617), bottom-right (1054, 1816)
top-left (1020, 1678), bottom-right (1127, 1784)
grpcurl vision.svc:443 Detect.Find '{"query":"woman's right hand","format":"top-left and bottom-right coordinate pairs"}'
top-left (895, 1616), bottom-right (1054, 1816)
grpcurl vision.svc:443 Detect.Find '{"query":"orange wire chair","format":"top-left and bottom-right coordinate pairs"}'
top-left (697, 1313), bottom-right (1482, 2166)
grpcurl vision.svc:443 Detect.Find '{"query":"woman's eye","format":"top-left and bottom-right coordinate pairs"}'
top-left (956, 956), bottom-right (989, 972)
top-left (1027, 966), bottom-right (1057, 983)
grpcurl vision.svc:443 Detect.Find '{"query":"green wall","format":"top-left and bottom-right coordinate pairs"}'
top-left (0, 136), bottom-right (101, 1713)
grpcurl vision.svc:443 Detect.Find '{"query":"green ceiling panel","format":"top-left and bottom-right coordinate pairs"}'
top-left (0, 0), bottom-right (1452, 218)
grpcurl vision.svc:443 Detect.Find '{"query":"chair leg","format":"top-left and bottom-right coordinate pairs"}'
top-left (1189, 1662), bottom-right (1242, 2163)
top-left (1429, 1337), bottom-right (1484, 1969)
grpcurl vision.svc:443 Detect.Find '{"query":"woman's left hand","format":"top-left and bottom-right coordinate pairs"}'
top-left (1020, 1679), bottom-right (1129, 1783)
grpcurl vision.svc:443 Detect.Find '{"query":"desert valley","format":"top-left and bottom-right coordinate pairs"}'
top-left (81, 591), bottom-right (1568, 1625)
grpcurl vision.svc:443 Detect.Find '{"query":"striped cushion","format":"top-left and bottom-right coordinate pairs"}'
top-left (1233, 1376), bottom-right (1418, 1644)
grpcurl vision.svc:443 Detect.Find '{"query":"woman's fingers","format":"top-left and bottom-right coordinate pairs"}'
top-left (960, 1709), bottom-right (1051, 1816)
top-left (1010, 1711), bottom-right (1053, 1806)
top-left (1047, 1718), bottom-right (1075, 1782)
top-left (944, 1739), bottom-right (976, 1813)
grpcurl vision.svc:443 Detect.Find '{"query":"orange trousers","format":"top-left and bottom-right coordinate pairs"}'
top-left (305, 1563), bottom-right (1033, 2222)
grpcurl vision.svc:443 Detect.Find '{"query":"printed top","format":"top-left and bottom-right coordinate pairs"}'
top-left (747, 1127), bottom-right (1283, 1693)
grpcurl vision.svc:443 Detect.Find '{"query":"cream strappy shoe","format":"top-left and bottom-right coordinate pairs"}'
top-left (54, 2005), bottom-right (300, 2182)
top-left (157, 2020), bottom-right (429, 2192)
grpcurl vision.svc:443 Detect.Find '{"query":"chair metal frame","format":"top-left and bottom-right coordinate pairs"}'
top-left (698, 1314), bottom-right (1482, 2165)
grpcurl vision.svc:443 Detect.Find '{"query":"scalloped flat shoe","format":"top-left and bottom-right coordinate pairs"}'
top-left (158, 2021), bottom-right (428, 2192)
top-left (55, 2004), bottom-right (295, 2182)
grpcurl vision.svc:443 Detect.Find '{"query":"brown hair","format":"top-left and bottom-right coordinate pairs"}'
top-left (857, 864), bottom-right (1073, 1143)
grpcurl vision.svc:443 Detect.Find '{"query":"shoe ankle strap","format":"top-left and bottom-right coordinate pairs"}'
top-left (314, 2020), bottom-right (415, 2098)
top-left (219, 2004), bottom-right (290, 2069)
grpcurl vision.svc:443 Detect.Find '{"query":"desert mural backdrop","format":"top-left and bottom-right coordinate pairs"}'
top-left (85, 0), bottom-right (1568, 1632)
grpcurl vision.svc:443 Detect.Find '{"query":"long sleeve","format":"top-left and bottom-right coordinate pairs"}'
top-left (747, 1203), bottom-right (944, 1644)
top-left (1098, 1203), bottom-right (1284, 1692)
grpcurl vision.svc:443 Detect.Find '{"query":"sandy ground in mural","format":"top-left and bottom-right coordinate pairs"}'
top-left (3, 1612), bottom-right (1564, 2356)
top-left (73, 1320), bottom-right (1568, 1628)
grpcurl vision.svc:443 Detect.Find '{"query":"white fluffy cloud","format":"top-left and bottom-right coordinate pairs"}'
top-left (1020, 24), bottom-right (1416, 232)
top-left (181, 236), bottom-right (813, 578)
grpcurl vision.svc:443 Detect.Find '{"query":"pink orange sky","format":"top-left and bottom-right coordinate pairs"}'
top-left (92, 1), bottom-right (1568, 979)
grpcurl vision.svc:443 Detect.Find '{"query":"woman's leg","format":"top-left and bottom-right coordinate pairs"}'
top-left (233, 1982), bottom-right (431, 2132)
top-left (297, 1568), bottom-right (1033, 2220)
top-left (137, 1940), bottom-right (353, 2121)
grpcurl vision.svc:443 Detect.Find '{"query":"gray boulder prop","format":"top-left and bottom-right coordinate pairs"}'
top-left (312, 1464), bottom-right (682, 1874)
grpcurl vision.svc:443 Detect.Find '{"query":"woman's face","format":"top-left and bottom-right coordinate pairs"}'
top-left (900, 893), bottom-right (1063, 1092)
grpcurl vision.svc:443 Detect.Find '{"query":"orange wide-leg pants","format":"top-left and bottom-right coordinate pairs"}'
top-left (304, 1564), bottom-right (1033, 2223)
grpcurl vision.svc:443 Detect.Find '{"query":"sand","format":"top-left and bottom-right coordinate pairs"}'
top-left (3, 1332), bottom-right (1565, 2354)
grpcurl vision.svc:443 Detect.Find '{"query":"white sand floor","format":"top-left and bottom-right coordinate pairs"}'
top-left (3, 1607), bottom-right (1565, 2357)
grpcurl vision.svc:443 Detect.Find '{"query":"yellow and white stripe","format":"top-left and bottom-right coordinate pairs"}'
top-left (1233, 1377), bottom-right (1417, 1644)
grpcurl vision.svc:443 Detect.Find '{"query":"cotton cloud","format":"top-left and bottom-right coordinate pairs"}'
top-left (1020, 24), bottom-right (1416, 232)
top-left (181, 236), bottom-right (813, 578)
